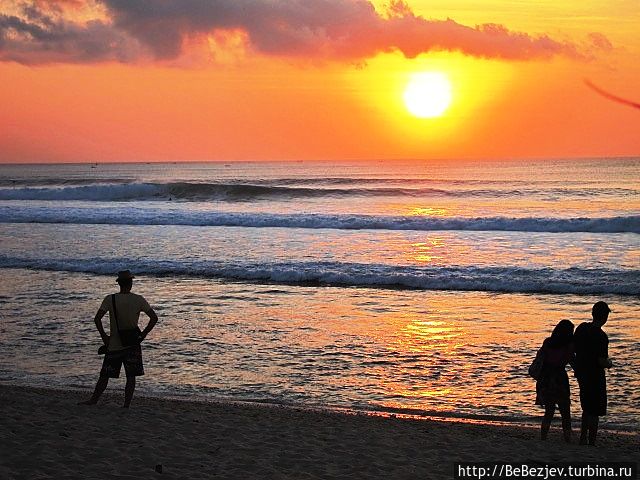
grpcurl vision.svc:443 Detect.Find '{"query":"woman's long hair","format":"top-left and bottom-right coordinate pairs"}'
top-left (547, 319), bottom-right (574, 347)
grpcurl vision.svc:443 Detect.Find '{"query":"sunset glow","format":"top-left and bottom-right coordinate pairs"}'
top-left (403, 72), bottom-right (452, 118)
top-left (0, 1), bottom-right (638, 162)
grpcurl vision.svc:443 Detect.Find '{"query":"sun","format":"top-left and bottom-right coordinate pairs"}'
top-left (403, 72), bottom-right (452, 118)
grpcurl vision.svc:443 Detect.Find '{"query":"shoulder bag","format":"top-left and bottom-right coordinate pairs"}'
top-left (528, 347), bottom-right (545, 380)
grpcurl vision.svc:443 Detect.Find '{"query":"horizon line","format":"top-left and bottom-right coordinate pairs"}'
top-left (1, 155), bottom-right (639, 167)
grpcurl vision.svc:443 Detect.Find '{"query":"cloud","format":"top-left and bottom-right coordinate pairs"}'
top-left (0, 0), bottom-right (612, 65)
top-left (586, 32), bottom-right (613, 52)
top-left (0, 1), bottom-right (141, 63)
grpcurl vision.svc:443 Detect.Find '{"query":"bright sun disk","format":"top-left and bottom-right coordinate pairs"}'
top-left (403, 72), bottom-right (452, 118)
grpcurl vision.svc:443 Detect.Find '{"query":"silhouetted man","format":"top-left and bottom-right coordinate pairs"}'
top-left (79, 270), bottom-right (158, 408)
top-left (573, 301), bottom-right (612, 445)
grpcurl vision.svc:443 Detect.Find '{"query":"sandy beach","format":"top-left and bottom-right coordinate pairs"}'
top-left (1, 385), bottom-right (637, 480)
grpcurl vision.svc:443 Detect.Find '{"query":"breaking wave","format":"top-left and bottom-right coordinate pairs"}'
top-left (1, 255), bottom-right (637, 295)
top-left (0, 181), bottom-right (635, 201)
top-left (0, 206), bottom-right (638, 233)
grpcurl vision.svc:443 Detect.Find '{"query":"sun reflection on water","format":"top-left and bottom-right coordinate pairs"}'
top-left (409, 239), bottom-right (446, 263)
top-left (407, 207), bottom-right (449, 217)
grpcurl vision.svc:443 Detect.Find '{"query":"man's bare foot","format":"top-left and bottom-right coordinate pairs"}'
top-left (77, 399), bottom-right (97, 405)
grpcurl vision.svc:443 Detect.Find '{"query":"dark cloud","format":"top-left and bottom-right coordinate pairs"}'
top-left (0, 0), bottom-right (612, 65)
top-left (0, 2), bottom-right (141, 63)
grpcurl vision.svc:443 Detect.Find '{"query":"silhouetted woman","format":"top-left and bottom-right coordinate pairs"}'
top-left (535, 319), bottom-right (575, 442)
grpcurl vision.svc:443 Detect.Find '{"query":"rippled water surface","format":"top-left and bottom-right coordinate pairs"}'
top-left (0, 159), bottom-right (638, 428)
top-left (1, 270), bottom-right (639, 428)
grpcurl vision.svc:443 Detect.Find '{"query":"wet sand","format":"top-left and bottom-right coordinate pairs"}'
top-left (1, 384), bottom-right (637, 479)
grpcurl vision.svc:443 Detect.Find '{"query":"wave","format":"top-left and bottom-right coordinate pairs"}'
top-left (0, 176), bottom-right (614, 188)
top-left (1, 255), bottom-right (637, 295)
top-left (0, 178), bottom-right (134, 187)
top-left (0, 182), bottom-right (635, 201)
top-left (1, 206), bottom-right (638, 233)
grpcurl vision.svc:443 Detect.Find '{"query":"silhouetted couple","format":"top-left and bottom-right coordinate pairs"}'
top-left (534, 301), bottom-right (612, 445)
top-left (79, 270), bottom-right (158, 408)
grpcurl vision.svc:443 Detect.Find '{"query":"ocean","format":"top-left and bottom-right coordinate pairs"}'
top-left (0, 159), bottom-right (638, 428)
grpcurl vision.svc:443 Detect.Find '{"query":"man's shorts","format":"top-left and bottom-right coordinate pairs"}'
top-left (100, 345), bottom-right (144, 378)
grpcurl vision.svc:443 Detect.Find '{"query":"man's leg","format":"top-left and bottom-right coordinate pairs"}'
top-left (122, 345), bottom-right (143, 408)
top-left (577, 376), bottom-right (589, 445)
top-left (579, 412), bottom-right (588, 444)
top-left (78, 376), bottom-right (109, 405)
top-left (123, 376), bottom-right (136, 408)
top-left (587, 415), bottom-right (599, 446)
top-left (580, 412), bottom-right (598, 445)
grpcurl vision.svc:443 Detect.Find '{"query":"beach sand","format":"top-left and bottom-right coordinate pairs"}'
top-left (1, 385), bottom-right (637, 480)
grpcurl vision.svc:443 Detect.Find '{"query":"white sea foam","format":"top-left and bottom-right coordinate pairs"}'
top-left (1, 255), bottom-right (637, 295)
top-left (0, 206), bottom-right (638, 233)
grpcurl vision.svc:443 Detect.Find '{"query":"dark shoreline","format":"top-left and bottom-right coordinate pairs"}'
top-left (3, 381), bottom-right (639, 435)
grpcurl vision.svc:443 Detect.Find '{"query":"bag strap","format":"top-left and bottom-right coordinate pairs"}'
top-left (112, 294), bottom-right (121, 334)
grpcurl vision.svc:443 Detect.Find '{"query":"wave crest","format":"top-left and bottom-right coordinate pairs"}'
top-left (0, 206), bottom-right (638, 233)
top-left (1, 255), bottom-right (637, 295)
top-left (0, 181), bottom-right (635, 201)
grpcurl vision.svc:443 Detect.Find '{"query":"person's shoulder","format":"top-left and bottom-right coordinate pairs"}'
top-left (573, 322), bottom-right (591, 344)
top-left (131, 292), bottom-right (151, 307)
top-left (575, 322), bottom-right (590, 334)
top-left (100, 295), bottom-right (111, 312)
top-left (542, 337), bottom-right (569, 352)
top-left (100, 294), bottom-right (112, 305)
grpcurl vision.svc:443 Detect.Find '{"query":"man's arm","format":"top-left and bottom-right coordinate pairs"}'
top-left (94, 308), bottom-right (109, 345)
top-left (140, 308), bottom-right (158, 340)
top-left (598, 357), bottom-right (613, 368)
top-left (597, 334), bottom-right (612, 368)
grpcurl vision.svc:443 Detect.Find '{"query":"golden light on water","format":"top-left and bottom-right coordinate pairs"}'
top-left (408, 207), bottom-right (449, 217)
top-left (403, 72), bottom-right (452, 118)
top-left (410, 240), bottom-right (446, 263)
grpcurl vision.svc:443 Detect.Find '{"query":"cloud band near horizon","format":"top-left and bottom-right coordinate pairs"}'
top-left (0, 0), bottom-right (613, 65)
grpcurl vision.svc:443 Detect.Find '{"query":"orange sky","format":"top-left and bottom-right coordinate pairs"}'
top-left (0, 0), bottom-right (638, 163)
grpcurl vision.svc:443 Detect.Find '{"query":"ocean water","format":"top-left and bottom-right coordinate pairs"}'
top-left (0, 159), bottom-right (638, 428)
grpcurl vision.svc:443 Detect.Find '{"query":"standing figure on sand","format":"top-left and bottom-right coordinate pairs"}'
top-left (79, 270), bottom-right (158, 408)
top-left (534, 319), bottom-right (575, 443)
top-left (532, 301), bottom-right (613, 445)
top-left (574, 301), bottom-right (613, 446)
